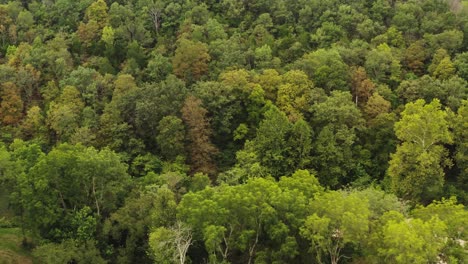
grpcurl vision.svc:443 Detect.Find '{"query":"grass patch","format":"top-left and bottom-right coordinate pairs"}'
top-left (462, 0), bottom-right (468, 9)
top-left (0, 228), bottom-right (33, 264)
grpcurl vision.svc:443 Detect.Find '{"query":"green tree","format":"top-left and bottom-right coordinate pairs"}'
top-left (365, 43), bottom-right (401, 87)
top-left (286, 119), bottom-right (313, 170)
top-left (388, 99), bottom-right (452, 203)
top-left (144, 51), bottom-right (172, 83)
top-left (193, 80), bottom-right (245, 142)
top-left (452, 101), bottom-right (468, 202)
top-left (454, 52), bottom-right (468, 81)
top-left (156, 116), bottom-right (186, 161)
top-left (362, 112), bottom-right (398, 181)
top-left (376, 212), bottom-right (447, 264)
top-left (428, 48), bottom-right (450, 76)
top-left (20, 105), bottom-right (46, 142)
top-left (424, 29), bottom-right (464, 55)
top-left (85, 0), bottom-right (109, 29)
top-left (98, 74), bottom-right (139, 153)
top-left (293, 48), bottom-right (349, 93)
top-left (179, 174), bottom-right (323, 264)
top-left (46, 86), bottom-right (85, 142)
top-left (392, 1), bottom-right (423, 38)
top-left (12, 143), bottom-right (131, 240)
top-left (310, 91), bottom-right (365, 187)
top-left (412, 197), bottom-right (468, 263)
top-left (33, 239), bottom-right (106, 264)
top-left (135, 75), bottom-right (187, 146)
top-left (396, 75), bottom-right (443, 105)
top-left (249, 104), bottom-right (291, 178)
top-left (432, 56), bottom-right (456, 80)
top-left (149, 221), bottom-right (193, 264)
top-left (208, 35), bottom-right (247, 77)
top-left (300, 191), bottom-right (370, 264)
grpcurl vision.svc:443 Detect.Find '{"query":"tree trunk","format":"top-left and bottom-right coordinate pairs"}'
top-left (92, 177), bottom-right (100, 216)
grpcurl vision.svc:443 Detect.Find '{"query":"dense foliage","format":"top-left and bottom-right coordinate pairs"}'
top-left (0, 0), bottom-right (467, 263)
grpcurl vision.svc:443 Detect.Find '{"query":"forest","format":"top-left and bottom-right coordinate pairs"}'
top-left (0, 0), bottom-right (467, 263)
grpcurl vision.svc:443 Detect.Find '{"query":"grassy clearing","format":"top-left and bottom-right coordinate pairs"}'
top-left (0, 228), bottom-right (34, 264)
top-left (0, 227), bottom-right (33, 264)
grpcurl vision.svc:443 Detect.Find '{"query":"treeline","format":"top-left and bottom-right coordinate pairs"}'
top-left (0, 0), bottom-right (467, 263)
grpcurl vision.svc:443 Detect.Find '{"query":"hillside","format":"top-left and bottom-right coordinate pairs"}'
top-left (0, 0), bottom-right (467, 263)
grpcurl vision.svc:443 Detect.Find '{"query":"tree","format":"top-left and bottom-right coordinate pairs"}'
top-left (276, 70), bottom-right (314, 121)
top-left (144, 51), bottom-right (172, 83)
top-left (376, 212), bottom-right (447, 264)
top-left (396, 75), bottom-right (443, 104)
top-left (254, 44), bottom-right (279, 69)
top-left (20, 105), bottom-right (46, 141)
top-left (388, 99), bottom-right (452, 203)
top-left (293, 48), bottom-right (349, 93)
top-left (46, 86), bottom-right (84, 142)
top-left (181, 96), bottom-right (218, 177)
top-left (286, 119), bottom-right (312, 169)
top-left (440, 76), bottom-right (468, 111)
top-left (428, 48), bottom-right (450, 76)
top-left (310, 21), bottom-right (345, 48)
top-left (85, 0), bottom-right (109, 29)
top-left (12, 143), bottom-right (131, 240)
top-left (193, 80), bottom-right (245, 141)
top-left (412, 197), bottom-right (468, 263)
top-left (0, 81), bottom-right (23, 126)
top-left (392, 1), bottom-right (423, 37)
top-left (310, 91), bottom-right (365, 187)
top-left (454, 52), bottom-right (468, 81)
top-left (178, 175), bottom-right (322, 264)
top-left (59, 66), bottom-right (107, 111)
top-left (432, 56), bottom-right (456, 80)
top-left (97, 74), bottom-right (139, 153)
top-left (249, 104), bottom-right (292, 178)
top-left (362, 112), bottom-right (398, 181)
top-left (404, 40), bottom-right (427, 75)
top-left (135, 75), bottom-right (187, 145)
top-left (77, 20), bottom-right (101, 48)
top-left (452, 101), bottom-right (468, 202)
top-left (257, 69), bottom-right (282, 101)
top-left (156, 116), bottom-right (186, 161)
top-left (149, 221), bottom-right (192, 264)
top-left (172, 38), bottom-right (210, 84)
top-left (424, 29), bottom-right (464, 55)
top-left (363, 93), bottom-right (391, 120)
top-left (300, 191), bottom-right (370, 264)
top-left (33, 239), bottom-right (106, 264)
top-left (102, 186), bottom-right (177, 263)
top-left (208, 35), bottom-right (247, 77)
top-left (365, 43), bottom-right (401, 87)
top-left (350, 67), bottom-right (375, 107)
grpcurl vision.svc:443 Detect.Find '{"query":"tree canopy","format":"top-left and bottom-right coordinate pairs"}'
top-left (0, 0), bottom-right (467, 263)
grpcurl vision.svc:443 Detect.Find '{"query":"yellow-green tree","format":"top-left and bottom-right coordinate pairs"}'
top-left (388, 99), bottom-right (452, 203)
